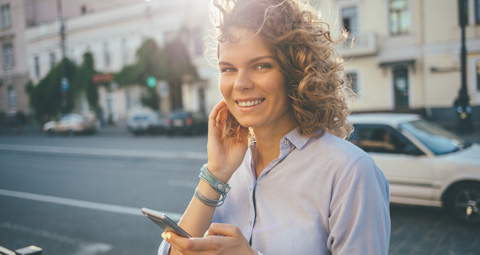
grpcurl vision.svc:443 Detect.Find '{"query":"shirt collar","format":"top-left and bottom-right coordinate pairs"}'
top-left (283, 128), bottom-right (312, 150)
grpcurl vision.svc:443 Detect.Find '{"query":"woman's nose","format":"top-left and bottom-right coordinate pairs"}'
top-left (233, 71), bottom-right (253, 91)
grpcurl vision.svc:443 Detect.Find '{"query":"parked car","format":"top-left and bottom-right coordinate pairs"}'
top-left (127, 112), bottom-right (166, 135)
top-left (166, 110), bottom-right (208, 135)
top-left (43, 113), bottom-right (97, 136)
top-left (347, 113), bottom-right (480, 223)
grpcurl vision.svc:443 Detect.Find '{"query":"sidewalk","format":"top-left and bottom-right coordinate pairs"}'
top-left (1, 122), bottom-right (479, 143)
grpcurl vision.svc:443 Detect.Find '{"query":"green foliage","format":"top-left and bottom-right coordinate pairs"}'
top-left (115, 39), bottom-right (167, 86)
top-left (72, 52), bottom-right (99, 110)
top-left (141, 87), bottom-right (160, 110)
top-left (25, 58), bottom-right (77, 122)
top-left (25, 53), bottom-right (102, 122)
top-left (115, 36), bottom-right (198, 111)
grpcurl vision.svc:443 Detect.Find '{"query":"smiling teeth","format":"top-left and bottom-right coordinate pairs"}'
top-left (238, 100), bottom-right (262, 107)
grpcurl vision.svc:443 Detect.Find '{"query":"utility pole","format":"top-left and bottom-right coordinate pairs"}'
top-left (57, 0), bottom-right (69, 113)
top-left (455, 0), bottom-right (473, 133)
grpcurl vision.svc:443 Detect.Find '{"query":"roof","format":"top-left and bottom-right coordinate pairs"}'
top-left (347, 113), bottom-right (422, 127)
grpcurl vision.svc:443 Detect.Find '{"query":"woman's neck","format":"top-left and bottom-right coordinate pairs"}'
top-left (252, 116), bottom-right (295, 178)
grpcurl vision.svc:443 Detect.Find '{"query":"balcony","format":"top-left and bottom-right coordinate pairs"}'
top-left (337, 31), bottom-right (378, 57)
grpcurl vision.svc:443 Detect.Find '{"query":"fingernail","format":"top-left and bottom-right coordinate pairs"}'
top-left (203, 230), bottom-right (209, 237)
top-left (165, 232), bottom-right (171, 240)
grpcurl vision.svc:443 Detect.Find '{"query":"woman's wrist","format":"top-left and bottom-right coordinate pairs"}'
top-left (205, 163), bottom-right (233, 183)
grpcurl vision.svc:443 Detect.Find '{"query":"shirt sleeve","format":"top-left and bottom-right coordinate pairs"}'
top-left (327, 155), bottom-right (391, 255)
top-left (157, 240), bottom-right (171, 255)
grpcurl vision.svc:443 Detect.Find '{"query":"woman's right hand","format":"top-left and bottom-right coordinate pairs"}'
top-left (206, 100), bottom-right (249, 183)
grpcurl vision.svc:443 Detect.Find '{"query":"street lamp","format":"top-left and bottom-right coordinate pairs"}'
top-left (454, 0), bottom-right (473, 133)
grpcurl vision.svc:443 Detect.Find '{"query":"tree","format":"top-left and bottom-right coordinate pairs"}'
top-left (72, 52), bottom-right (100, 110)
top-left (25, 58), bottom-right (77, 122)
top-left (115, 36), bottom-right (198, 111)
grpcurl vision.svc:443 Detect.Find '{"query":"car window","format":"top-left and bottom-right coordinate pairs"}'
top-left (399, 119), bottom-right (470, 155)
top-left (350, 124), bottom-right (422, 155)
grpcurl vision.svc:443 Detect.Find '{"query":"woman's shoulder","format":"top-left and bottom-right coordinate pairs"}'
top-left (308, 132), bottom-right (368, 160)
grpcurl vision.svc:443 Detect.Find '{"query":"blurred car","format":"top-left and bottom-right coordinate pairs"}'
top-left (347, 113), bottom-right (480, 223)
top-left (166, 110), bottom-right (208, 135)
top-left (127, 112), bottom-right (166, 135)
top-left (43, 113), bottom-right (97, 136)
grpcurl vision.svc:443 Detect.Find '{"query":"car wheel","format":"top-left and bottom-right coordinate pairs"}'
top-left (68, 129), bottom-right (75, 137)
top-left (446, 183), bottom-right (480, 224)
top-left (46, 129), bottom-right (54, 136)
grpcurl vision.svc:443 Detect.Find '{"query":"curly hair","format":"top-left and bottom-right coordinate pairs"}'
top-left (212, 0), bottom-right (354, 139)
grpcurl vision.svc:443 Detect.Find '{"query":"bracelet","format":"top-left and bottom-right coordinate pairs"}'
top-left (194, 187), bottom-right (226, 207)
top-left (199, 164), bottom-right (231, 195)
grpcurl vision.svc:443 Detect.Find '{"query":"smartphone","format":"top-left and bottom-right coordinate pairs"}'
top-left (141, 207), bottom-right (192, 238)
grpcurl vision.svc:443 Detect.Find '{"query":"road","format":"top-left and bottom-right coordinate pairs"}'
top-left (1, 132), bottom-right (479, 255)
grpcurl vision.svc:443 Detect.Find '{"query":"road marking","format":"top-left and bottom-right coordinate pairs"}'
top-left (1, 222), bottom-right (113, 255)
top-left (0, 189), bottom-right (182, 221)
top-left (0, 144), bottom-right (207, 160)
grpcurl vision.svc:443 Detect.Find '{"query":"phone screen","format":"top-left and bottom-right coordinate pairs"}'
top-left (141, 208), bottom-right (192, 238)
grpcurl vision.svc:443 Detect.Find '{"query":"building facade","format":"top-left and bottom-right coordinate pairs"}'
top-left (0, 0), bottom-right (30, 123)
top-left (9, 0), bottom-right (480, 129)
top-left (25, 0), bottom-right (218, 124)
top-left (322, 0), bottom-right (480, 128)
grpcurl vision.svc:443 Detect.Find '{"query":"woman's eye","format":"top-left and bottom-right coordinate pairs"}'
top-left (255, 63), bottom-right (272, 70)
top-left (221, 67), bottom-right (237, 73)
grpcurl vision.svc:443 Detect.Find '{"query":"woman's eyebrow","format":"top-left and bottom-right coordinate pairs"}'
top-left (218, 55), bottom-right (275, 66)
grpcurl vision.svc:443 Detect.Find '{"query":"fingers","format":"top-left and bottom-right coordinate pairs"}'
top-left (207, 223), bottom-right (241, 237)
top-left (208, 100), bottom-right (228, 128)
top-left (163, 231), bottom-right (213, 253)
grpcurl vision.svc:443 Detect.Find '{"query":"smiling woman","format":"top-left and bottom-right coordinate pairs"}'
top-left (157, 1), bottom-right (391, 254)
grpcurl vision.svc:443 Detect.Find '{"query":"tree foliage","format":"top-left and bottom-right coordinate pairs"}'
top-left (25, 53), bottom-right (101, 122)
top-left (25, 58), bottom-right (77, 122)
top-left (115, 36), bottom-right (198, 111)
top-left (72, 52), bottom-right (100, 110)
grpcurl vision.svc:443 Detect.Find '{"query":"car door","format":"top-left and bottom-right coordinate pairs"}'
top-left (351, 124), bottom-right (434, 205)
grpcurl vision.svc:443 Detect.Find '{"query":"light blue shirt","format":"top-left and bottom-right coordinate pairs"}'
top-left (159, 129), bottom-right (391, 254)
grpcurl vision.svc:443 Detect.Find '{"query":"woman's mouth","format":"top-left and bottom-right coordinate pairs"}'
top-left (236, 99), bottom-right (265, 107)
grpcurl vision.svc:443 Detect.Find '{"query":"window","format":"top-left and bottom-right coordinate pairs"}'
top-left (346, 72), bottom-right (358, 94)
top-left (389, 0), bottom-right (410, 35)
top-left (476, 0), bottom-right (480, 24)
top-left (2, 43), bottom-right (14, 69)
top-left (104, 42), bottom-right (110, 68)
top-left (341, 6), bottom-right (358, 38)
top-left (7, 86), bottom-right (16, 109)
top-left (49, 52), bottom-right (56, 69)
top-left (1, 4), bottom-right (11, 28)
top-left (476, 60), bottom-right (480, 91)
top-left (34, 56), bottom-right (40, 78)
top-left (121, 38), bottom-right (128, 64)
top-left (349, 124), bottom-right (422, 155)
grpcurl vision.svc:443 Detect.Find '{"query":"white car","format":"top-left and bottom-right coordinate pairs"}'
top-left (348, 113), bottom-right (480, 223)
top-left (43, 113), bottom-right (97, 136)
top-left (127, 112), bottom-right (165, 135)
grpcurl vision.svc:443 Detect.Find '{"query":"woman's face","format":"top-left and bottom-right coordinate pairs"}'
top-left (218, 29), bottom-right (293, 132)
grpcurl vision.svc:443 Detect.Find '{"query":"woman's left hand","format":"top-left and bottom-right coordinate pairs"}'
top-left (163, 223), bottom-right (257, 255)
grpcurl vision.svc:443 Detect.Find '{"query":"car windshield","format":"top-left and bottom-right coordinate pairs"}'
top-left (399, 119), bottom-right (472, 155)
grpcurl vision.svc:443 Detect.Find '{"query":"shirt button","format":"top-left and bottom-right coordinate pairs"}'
top-left (284, 140), bottom-right (290, 145)
top-left (249, 220), bottom-right (253, 226)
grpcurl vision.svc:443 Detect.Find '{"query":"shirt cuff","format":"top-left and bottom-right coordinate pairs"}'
top-left (157, 240), bottom-right (171, 255)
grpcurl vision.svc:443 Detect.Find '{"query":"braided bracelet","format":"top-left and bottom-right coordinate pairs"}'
top-left (199, 164), bottom-right (231, 195)
top-left (196, 164), bottom-right (231, 207)
top-left (194, 187), bottom-right (225, 207)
